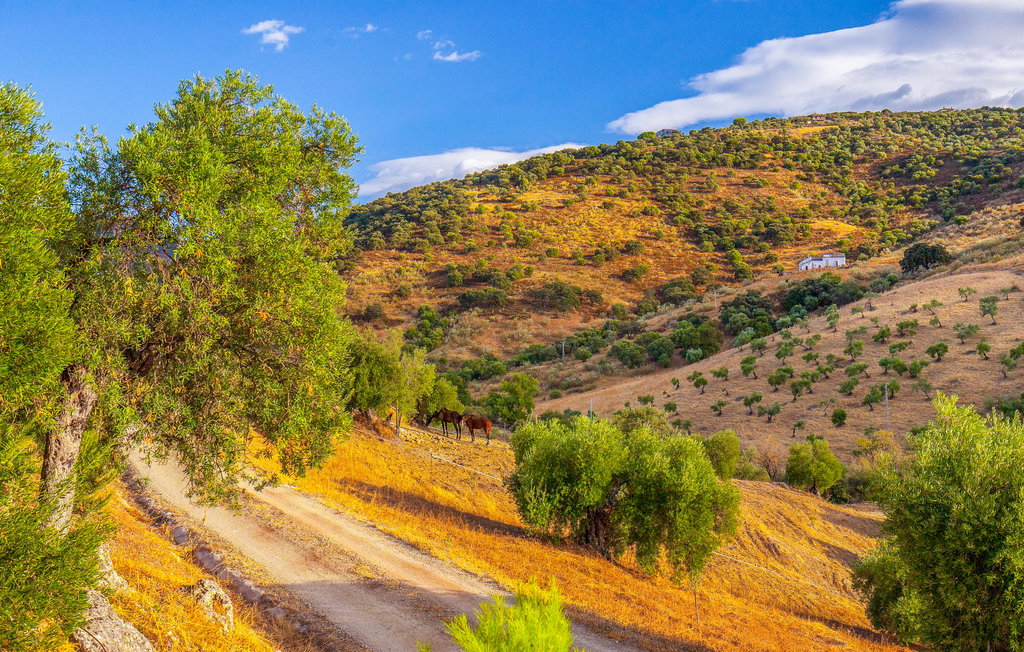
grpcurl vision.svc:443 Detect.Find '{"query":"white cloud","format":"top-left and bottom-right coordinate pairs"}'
top-left (416, 29), bottom-right (433, 40)
top-left (360, 144), bottom-right (584, 198)
top-left (242, 19), bottom-right (304, 52)
top-left (608, 0), bottom-right (1024, 133)
top-left (343, 23), bottom-right (378, 37)
top-left (432, 49), bottom-right (482, 63)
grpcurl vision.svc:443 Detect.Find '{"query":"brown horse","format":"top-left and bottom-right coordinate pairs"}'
top-left (429, 408), bottom-right (463, 439)
top-left (461, 415), bottom-right (493, 445)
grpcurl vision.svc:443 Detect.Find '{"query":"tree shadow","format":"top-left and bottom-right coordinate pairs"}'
top-left (336, 477), bottom-right (530, 538)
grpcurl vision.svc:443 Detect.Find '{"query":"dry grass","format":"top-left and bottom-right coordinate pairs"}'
top-left (92, 487), bottom-right (316, 652)
top-left (252, 425), bottom-right (904, 651)
top-left (541, 269), bottom-right (1024, 462)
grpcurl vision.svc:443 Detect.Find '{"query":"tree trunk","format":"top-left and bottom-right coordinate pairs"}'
top-left (394, 410), bottom-right (402, 441)
top-left (41, 365), bottom-right (97, 533)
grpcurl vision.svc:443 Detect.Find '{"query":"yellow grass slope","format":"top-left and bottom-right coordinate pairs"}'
top-left (61, 488), bottom-right (314, 652)
top-left (541, 268), bottom-right (1024, 461)
top-left (254, 426), bottom-right (904, 651)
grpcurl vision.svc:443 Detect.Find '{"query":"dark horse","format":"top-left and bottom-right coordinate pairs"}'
top-left (429, 408), bottom-right (463, 439)
top-left (461, 415), bottom-right (493, 445)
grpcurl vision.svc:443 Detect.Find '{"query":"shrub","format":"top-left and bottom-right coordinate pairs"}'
top-left (436, 580), bottom-right (575, 652)
top-left (457, 287), bottom-right (507, 309)
top-left (532, 280), bottom-right (583, 312)
top-left (831, 408), bottom-right (847, 427)
top-left (853, 396), bottom-right (1024, 648)
top-left (610, 339), bottom-right (646, 368)
top-left (899, 243), bottom-right (951, 272)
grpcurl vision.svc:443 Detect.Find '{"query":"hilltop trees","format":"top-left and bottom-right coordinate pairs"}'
top-left (855, 396), bottom-right (1024, 648)
top-left (508, 418), bottom-right (739, 586)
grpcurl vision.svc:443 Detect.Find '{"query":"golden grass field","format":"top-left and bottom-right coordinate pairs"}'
top-left (65, 488), bottom-right (316, 652)
top-left (253, 424), bottom-right (907, 651)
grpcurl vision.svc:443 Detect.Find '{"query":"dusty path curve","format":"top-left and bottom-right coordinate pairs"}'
top-left (127, 451), bottom-right (633, 652)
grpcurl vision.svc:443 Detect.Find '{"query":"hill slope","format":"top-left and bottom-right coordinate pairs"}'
top-left (254, 425), bottom-right (905, 651)
top-left (341, 107), bottom-right (1024, 361)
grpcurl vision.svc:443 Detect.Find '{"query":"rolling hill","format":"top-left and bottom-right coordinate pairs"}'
top-left (340, 107), bottom-right (1024, 364)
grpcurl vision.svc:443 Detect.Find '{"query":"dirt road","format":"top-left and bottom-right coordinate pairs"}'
top-left (127, 451), bottom-right (632, 652)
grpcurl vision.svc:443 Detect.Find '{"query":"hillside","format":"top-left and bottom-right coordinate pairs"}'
top-left (538, 265), bottom-right (1024, 463)
top-left (341, 107), bottom-right (1024, 362)
top-left (253, 424), bottom-right (905, 651)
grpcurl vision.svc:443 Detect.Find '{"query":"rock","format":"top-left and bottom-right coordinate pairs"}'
top-left (186, 578), bottom-right (234, 633)
top-left (96, 543), bottom-right (130, 592)
top-left (72, 590), bottom-right (154, 652)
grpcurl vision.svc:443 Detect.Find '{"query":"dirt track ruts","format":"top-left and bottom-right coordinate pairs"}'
top-left (128, 450), bottom-right (633, 652)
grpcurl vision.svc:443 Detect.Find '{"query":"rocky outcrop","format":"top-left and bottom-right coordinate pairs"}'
top-left (96, 543), bottom-right (130, 592)
top-left (186, 579), bottom-right (234, 633)
top-left (71, 590), bottom-right (154, 652)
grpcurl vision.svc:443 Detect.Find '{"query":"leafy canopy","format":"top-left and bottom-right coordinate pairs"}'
top-left (65, 70), bottom-right (362, 501)
top-left (855, 395), bottom-right (1024, 649)
top-left (508, 418), bottom-right (739, 583)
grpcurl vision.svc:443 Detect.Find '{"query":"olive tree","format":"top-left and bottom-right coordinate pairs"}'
top-left (0, 83), bottom-right (106, 651)
top-left (854, 395), bottom-right (1024, 649)
top-left (60, 70), bottom-right (361, 504)
top-left (785, 435), bottom-right (844, 495)
top-left (508, 418), bottom-right (739, 586)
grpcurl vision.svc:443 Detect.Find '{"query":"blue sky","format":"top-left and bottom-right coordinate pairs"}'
top-left (4, 1), bottom-right (1024, 199)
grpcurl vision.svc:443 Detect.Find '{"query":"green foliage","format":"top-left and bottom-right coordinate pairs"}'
top-left (458, 287), bottom-right (508, 309)
top-left (702, 430), bottom-right (741, 479)
top-left (953, 322), bottom-right (980, 343)
top-left (67, 70), bottom-right (360, 498)
top-left (432, 580), bottom-right (580, 652)
top-left (900, 243), bottom-right (951, 272)
top-left (484, 373), bottom-right (539, 426)
top-left (856, 396), bottom-right (1024, 648)
top-left (508, 419), bottom-right (739, 582)
top-left (0, 84), bottom-right (105, 648)
top-left (418, 377), bottom-right (464, 419)
top-left (783, 272), bottom-right (864, 313)
top-left (610, 339), bottom-right (646, 369)
top-left (404, 305), bottom-right (449, 351)
top-left (831, 408), bottom-right (847, 427)
top-left (980, 295), bottom-right (999, 324)
top-left (926, 341), bottom-right (949, 360)
top-left (612, 407), bottom-right (674, 437)
top-left (719, 291), bottom-right (774, 336)
top-left (844, 340), bottom-right (864, 360)
top-left (785, 436), bottom-right (844, 495)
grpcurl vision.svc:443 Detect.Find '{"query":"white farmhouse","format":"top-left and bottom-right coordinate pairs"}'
top-left (798, 253), bottom-right (846, 272)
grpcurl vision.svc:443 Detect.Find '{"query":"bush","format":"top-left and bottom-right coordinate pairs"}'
top-left (435, 580), bottom-right (575, 652)
top-left (508, 419), bottom-right (739, 584)
top-left (831, 408), bottom-right (848, 427)
top-left (457, 287), bottom-right (507, 309)
top-left (532, 280), bottom-right (583, 312)
top-left (702, 430), bottom-right (741, 480)
top-left (483, 373), bottom-right (539, 426)
top-left (785, 436), bottom-right (844, 495)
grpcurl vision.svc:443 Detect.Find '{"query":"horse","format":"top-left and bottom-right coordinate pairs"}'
top-left (430, 408), bottom-right (463, 439)
top-left (461, 415), bottom-right (493, 445)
